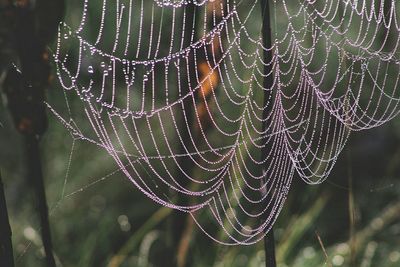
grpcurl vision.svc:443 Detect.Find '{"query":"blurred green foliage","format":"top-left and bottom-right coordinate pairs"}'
top-left (1, 1), bottom-right (400, 267)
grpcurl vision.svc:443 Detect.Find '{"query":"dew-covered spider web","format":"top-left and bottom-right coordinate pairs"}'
top-left (50, 0), bottom-right (400, 245)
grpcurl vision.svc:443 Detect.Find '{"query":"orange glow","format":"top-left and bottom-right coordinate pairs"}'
top-left (198, 62), bottom-right (219, 100)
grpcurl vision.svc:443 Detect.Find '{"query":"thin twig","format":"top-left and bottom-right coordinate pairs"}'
top-left (315, 231), bottom-right (332, 267)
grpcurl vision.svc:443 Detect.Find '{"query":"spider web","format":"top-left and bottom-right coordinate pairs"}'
top-left (49, 0), bottom-right (400, 245)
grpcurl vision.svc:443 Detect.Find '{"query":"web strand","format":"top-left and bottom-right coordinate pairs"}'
top-left (50, 0), bottom-right (400, 244)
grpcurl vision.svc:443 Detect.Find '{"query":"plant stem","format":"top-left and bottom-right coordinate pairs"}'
top-left (3, 2), bottom-right (63, 266)
top-left (260, 0), bottom-right (277, 266)
top-left (0, 170), bottom-right (14, 267)
top-left (25, 135), bottom-right (56, 267)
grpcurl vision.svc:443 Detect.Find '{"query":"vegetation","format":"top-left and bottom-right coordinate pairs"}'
top-left (0, 1), bottom-right (399, 266)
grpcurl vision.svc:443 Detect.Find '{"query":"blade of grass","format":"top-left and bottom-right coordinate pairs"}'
top-left (277, 193), bottom-right (330, 262)
top-left (315, 231), bottom-right (332, 267)
top-left (347, 149), bottom-right (357, 266)
top-left (107, 206), bottom-right (171, 267)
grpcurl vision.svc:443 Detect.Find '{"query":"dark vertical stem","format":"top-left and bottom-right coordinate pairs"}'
top-left (3, 1), bottom-right (63, 266)
top-left (0, 171), bottom-right (15, 267)
top-left (259, 0), bottom-right (277, 266)
top-left (25, 136), bottom-right (56, 267)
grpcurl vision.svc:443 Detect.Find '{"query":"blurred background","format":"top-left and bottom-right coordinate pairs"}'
top-left (1, 0), bottom-right (400, 266)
